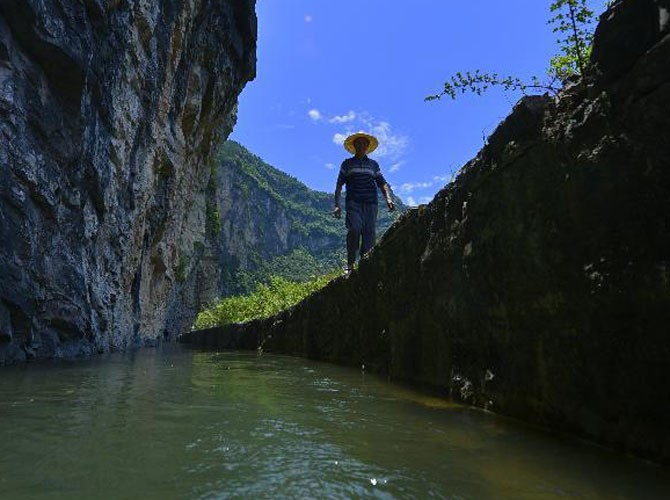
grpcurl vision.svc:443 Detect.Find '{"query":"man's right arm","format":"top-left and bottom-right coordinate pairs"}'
top-left (333, 162), bottom-right (346, 218)
top-left (333, 181), bottom-right (343, 218)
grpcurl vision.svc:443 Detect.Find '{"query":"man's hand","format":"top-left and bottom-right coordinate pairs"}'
top-left (332, 206), bottom-right (342, 219)
top-left (386, 198), bottom-right (395, 212)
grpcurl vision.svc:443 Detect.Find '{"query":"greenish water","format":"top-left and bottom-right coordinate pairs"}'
top-left (1, 346), bottom-right (668, 499)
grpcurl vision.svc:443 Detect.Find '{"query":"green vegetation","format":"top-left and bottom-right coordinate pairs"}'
top-left (234, 247), bottom-right (345, 293)
top-left (194, 272), bottom-right (341, 329)
top-left (205, 158), bottom-right (222, 236)
top-left (426, 0), bottom-right (597, 101)
top-left (176, 254), bottom-right (188, 282)
top-left (206, 204), bottom-right (221, 235)
top-left (547, 0), bottom-right (596, 80)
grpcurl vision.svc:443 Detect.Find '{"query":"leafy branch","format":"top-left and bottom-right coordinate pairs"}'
top-left (426, 0), bottom-right (596, 102)
top-left (425, 71), bottom-right (561, 101)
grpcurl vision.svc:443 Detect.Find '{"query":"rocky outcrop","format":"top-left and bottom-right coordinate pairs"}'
top-left (0, 0), bottom-right (256, 364)
top-left (182, 0), bottom-right (670, 461)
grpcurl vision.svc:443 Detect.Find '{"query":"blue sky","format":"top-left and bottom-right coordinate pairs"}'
top-left (230, 1), bottom-right (605, 206)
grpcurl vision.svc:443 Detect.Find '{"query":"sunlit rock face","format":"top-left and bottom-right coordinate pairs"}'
top-left (187, 0), bottom-right (670, 461)
top-left (0, 0), bottom-right (256, 363)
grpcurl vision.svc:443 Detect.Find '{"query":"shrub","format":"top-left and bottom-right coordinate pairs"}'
top-left (193, 272), bottom-right (340, 329)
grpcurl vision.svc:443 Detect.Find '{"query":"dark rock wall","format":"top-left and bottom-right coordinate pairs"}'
top-left (0, 0), bottom-right (256, 364)
top-left (183, 0), bottom-right (670, 461)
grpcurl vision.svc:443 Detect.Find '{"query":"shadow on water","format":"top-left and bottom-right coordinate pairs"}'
top-left (1, 344), bottom-right (669, 499)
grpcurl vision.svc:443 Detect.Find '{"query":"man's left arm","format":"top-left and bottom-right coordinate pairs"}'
top-left (381, 183), bottom-right (395, 211)
top-left (374, 161), bottom-right (395, 212)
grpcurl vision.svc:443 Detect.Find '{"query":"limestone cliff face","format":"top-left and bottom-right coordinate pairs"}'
top-left (183, 0), bottom-right (670, 461)
top-left (0, 0), bottom-right (256, 364)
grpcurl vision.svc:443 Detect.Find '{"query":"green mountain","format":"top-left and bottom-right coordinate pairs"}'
top-left (199, 141), bottom-right (406, 297)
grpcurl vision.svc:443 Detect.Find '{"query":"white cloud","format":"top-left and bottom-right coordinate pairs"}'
top-left (329, 111), bottom-right (356, 124)
top-left (393, 175), bottom-right (443, 205)
top-left (370, 121), bottom-right (408, 160)
top-left (304, 14), bottom-right (313, 23)
top-left (397, 181), bottom-right (433, 194)
top-left (360, 115), bottom-right (409, 161)
top-left (433, 174), bottom-right (451, 183)
top-left (401, 195), bottom-right (432, 207)
top-left (389, 161), bottom-right (404, 173)
top-left (332, 133), bottom-right (347, 145)
top-left (308, 109), bottom-right (322, 121)
top-left (325, 162), bottom-right (337, 170)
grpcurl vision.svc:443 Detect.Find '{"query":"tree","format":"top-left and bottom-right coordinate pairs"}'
top-left (426, 0), bottom-right (597, 102)
top-left (548, 0), bottom-right (596, 80)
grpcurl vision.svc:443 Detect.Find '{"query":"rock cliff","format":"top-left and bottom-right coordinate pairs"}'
top-left (0, 0), bottom-right (256, 364)
top-left (182, 0), bottom-right (670, 461)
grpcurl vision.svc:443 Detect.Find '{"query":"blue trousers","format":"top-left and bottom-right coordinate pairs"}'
top-left (345, 200), bottom-right (378, 267)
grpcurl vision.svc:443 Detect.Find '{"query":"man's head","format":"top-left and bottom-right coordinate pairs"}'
top-left (343, 132), bottom-right (379, 156)
top-left (353, 137), bottom-right (370, 156)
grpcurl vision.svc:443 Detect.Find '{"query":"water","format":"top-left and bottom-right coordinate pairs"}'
top-left (1, 346), bottom-right (668, 499)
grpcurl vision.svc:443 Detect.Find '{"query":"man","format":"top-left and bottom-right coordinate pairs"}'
top-left (333, 132), bottom-right (395, 274)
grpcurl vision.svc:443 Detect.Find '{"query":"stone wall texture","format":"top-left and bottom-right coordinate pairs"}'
top-left (0, 0), bottom-right (257, 364)
top-left (182, 0), bottom-right (670, 462)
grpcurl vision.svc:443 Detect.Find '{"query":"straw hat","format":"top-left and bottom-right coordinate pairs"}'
top-left (343, 132), bottom-right (379, 155)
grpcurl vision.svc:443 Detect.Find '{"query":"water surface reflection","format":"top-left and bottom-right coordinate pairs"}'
top-left (1, 346), bottom-right (668, 499)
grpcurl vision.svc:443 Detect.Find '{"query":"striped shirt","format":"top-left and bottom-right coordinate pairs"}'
top-left (337, 156), bottom-right (387, 204)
